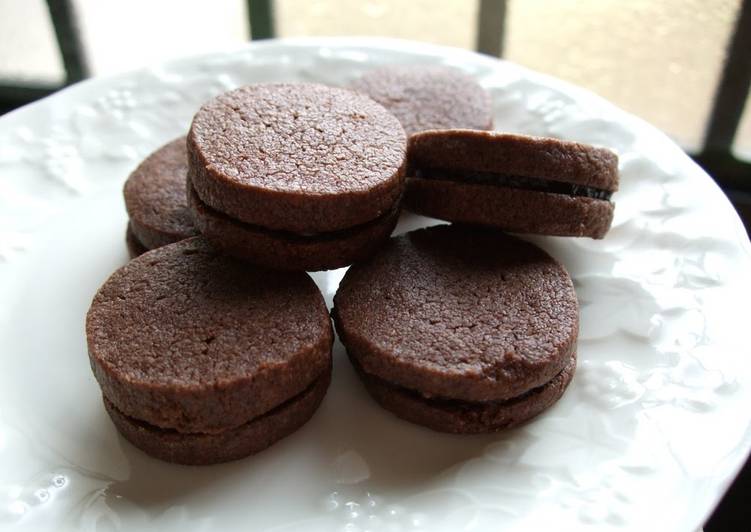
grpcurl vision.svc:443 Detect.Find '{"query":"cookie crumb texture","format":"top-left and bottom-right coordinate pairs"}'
top-left (188, 83), bottom-right (406, 233)
top-left (351, 65), bottom-right (493, 136)
top-left (86, 238), bottom-right (333, 440)
top-left (334, 224), bottom-right (578, 432)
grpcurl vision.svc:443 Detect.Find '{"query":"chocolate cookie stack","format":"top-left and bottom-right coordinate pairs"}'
top-left (333, 225), bottom-right (579, 433)
top-left (186, 83), bottom-right (406, 271)
top-left (87, 239), bottom-right (333, 465)
top-left (87, 65), bottom-right (619, 465)
top-left (336, 66), bottom-right (618, 431)
top-left (90, 82), bottom-right (408, 465)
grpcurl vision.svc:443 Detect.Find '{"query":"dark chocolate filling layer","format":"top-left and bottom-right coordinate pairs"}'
top-left (413, 167), bottom-right (613, 201)
top-left (189, 183), bottom-right (402, 242)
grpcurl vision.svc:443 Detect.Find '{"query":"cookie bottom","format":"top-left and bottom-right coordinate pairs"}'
top-left (405, 177), bottom-right (613, 239)
top-left (104, 369), bottom-right (330, 465)
top-left (125, 223), bottom-right (148, 259)
top-left (188, 184), bottom-right (400, 271)
top-left (353, 353), bottom-right (576, 434)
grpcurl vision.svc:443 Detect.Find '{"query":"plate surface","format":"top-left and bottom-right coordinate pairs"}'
top-left (1, 37), bottom-right (750, 532)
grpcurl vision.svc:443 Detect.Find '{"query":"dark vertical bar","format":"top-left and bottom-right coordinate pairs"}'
top-left (0, 84), bottom-right (59, 115)
top-left (45, 0), bottom-right (89, 83)
top-left (248, 0), bottom-right (275, 40)
top-left (702, 0), bottom-right (751, 152)
top-left (476, 0), bottom-right (507, 57)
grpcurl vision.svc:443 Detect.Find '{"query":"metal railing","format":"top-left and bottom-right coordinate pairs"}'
top-left (693, 0), bottom-right (751, 193)
top-left (1, 0), bottom-right (749, 196)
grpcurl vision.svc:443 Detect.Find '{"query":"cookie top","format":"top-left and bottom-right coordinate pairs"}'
top-left (351, 65), bottom-right (493, 136)
top-left (408, 130), bottom-right (619, 191)
top-left (123, 137), bottom-right (198, 249)
top-left (333, 224), bottom-right (578, 402)
top-left (86, 237), bottom-right (333, 433)
top-left (188, 83), bottom-right (407, 233)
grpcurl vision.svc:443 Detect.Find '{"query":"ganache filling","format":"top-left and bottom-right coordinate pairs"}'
top-left (413, 167), bottom-right (613, 201)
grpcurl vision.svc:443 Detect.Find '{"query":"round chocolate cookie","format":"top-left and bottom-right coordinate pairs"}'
top-left (123, 137), bottom-right (198, 250)
top-left (405, 130), bottom-right (619, 238)
top-left (86, 237), bottom-right (333, 462)
top-left (103, 369), bottom-right (330, 465)
top-left (333, 224), bottom-right (578, 433)
top-left (188, 83), bottom-right (406, 233)
top-left (350, 65), bottom-right (493, 136)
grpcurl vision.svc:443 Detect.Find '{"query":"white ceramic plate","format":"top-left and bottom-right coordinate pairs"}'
top-left (1, 37), bottom-right (749, 532)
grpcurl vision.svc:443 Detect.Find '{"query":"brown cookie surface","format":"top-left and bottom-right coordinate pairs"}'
top-left (188, 83), bottom-right (406, 233)
top-left (104, 368), bottom-right (330, 465)
top-left (333, 225), bottom-right (578, 403)
top-left (188, 182), bottom-right (400, 271)
top-left (123, 137), bottom-right (198, 249)
top-left (86, 237), bottom-right (333, 434)
top-left (405, 130), bottom-right (619, 238)
top-left (350, 65), bottom-right (493, 136)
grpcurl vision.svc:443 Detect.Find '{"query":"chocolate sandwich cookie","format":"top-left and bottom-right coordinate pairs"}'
top-left (187, 83), bottom-right (406, 271)
top-left (86, 237), bottom-right (333, 464)
top-left (350, 65), bottom-right (493, 136)
top-left (123, 137), bottom-right (198, 252)
top-left (333, 224), bottom-right (578, 433)
top-left (405, 130), bottom-right (619, 238)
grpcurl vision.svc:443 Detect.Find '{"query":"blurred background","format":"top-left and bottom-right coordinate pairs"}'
top-left (0, 0), bottom-right (749, 529)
